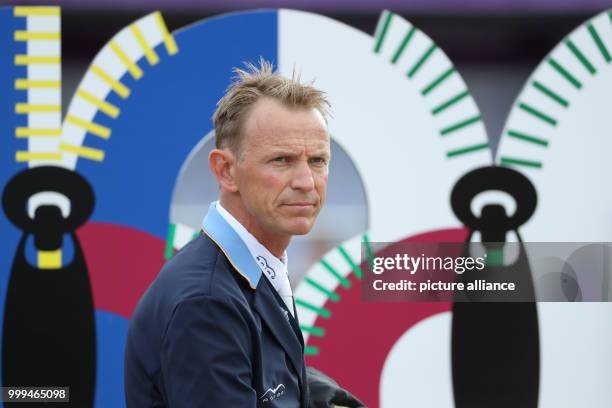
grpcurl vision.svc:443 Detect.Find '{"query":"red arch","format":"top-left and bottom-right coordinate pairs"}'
top-left (305, 228), bottom-right (468, 408)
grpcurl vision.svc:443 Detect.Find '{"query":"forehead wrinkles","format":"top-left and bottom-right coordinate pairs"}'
top-left (240, 100), bottom-right (329, 156)
top-left (251, 114), bottom-right (324, 138)
top-left (268, 132), bottom-right (328, 147)
top-left (243, 124), bottom-right (329, 153)
top-left (265, 136), bottom-right (330, 159)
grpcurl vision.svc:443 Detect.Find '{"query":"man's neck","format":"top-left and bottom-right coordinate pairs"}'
top-left (218, 197), bottom-right (290, 258)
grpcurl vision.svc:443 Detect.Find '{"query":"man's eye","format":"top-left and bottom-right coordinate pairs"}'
top-left (273, 157), bottom-right (287, 163)
top-left (310, 158), bottom-right (327, 165)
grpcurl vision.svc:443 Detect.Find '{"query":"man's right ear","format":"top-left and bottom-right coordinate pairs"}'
top-left (208, 148), bottom-right (238, 193)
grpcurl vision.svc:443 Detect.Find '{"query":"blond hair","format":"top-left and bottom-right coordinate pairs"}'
top-left (213, 59), bottom-right (330, 154)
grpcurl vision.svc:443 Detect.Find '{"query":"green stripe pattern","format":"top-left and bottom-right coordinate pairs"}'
top-left (507, 130), bottom-right (549, 147)
top-left (300, 325), bottom-right (325, 337)
top-left (295, 299), bottom-right (331, 318)
top-left (391, 26), bottom-right (416, 64)
top-left (374, 11), bottom-right (393, 53)
top-left (432, 90), bottom-right (469, 115)
top-left (304, 277), bottom-right (340, 302)
top-left (548, 58), bottom-right (582, 89)
top-left (566, 39), bottom-right (596, 75)
top-left (519, 102), bottom-right (557, 126)
top-left (440, 115), bottom-right (481, 136)
top-left (320, 259), bottom-right (351, 288)
top-left (532, 81), bottom-right (568, 107)
top-left (362, 234), bottom-right (374, 272)
top-left (407, 44), bottom-right (437, 78)
top-left (421, 67), bottom-right (454, 96)
top-left (304, 346), bottom-right (319, 356)
top-left (500, 157), bottom-right (542, 169)
top-left (165, 224), bottom-right (176, 260)
top-left (587, 23), bottom-right (611, 63)
top-left (446, 142), bottom-right (489, 158)
top-left (338, 246), bottom-right (363, 279)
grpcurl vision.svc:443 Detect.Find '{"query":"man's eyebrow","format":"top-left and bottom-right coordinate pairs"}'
top-left (266, 149), bottom-right (299, 156)
top-left (262, 151), bottom-right (299, 161)
top-left (310, 149), bottom-right (331, 158)
top-left (265, 146), bottom-right (330, 157)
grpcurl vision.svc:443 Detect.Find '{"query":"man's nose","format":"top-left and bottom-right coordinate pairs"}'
top-left (290, 160), bottom-right (315, 191)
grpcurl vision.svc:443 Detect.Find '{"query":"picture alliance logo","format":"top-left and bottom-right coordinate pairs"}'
top-left (260, 384), bottom-right (286, 403)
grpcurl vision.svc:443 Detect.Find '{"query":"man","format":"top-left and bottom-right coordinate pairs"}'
top-left (125, 60), bottom-right (364, 408)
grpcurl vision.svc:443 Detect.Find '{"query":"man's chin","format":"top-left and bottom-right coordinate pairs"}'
top-left (285, 219), bottom-right (315, 236)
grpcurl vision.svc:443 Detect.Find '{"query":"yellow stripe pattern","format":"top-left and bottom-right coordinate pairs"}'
top-left (91, 65), bottom-right (130, 98)
top-left (76, 89), bottom-right (120, 119)
top-left (15, 104), bottom-right (61, 113)
top-left (154, 11), bottom-right (178, 55)
top-left (16, 151), bottom-right (62, 162)
top-left (110, 41), bottom-right (143, 80)
top-left (14, 55), bottom-right (60, 65)
top-left (12, 6), bottom-right (63, 166)
top-left (66, 115), bottom-right (111, 139)
top-left (14, 7), bottom-right (60, 16)
top-left (15, 79), bottom-right (61, 89)
top-left (131, 24), bottom-right (159, 65)
top-left (16, 127), bottom-right (62, 137)
top-left (14, 31), bottom-right (61, 41)
top-left (60, 143), bottom-right (105, 162)
top-left (38, 249), bottom-right (62, 269)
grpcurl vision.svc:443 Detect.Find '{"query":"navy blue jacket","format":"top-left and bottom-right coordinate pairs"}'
top-left (125, 204), bottom-right (308, 407)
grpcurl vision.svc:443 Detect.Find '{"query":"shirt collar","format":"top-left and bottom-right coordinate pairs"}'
top-left (215, 202), bottom-right (290, 293)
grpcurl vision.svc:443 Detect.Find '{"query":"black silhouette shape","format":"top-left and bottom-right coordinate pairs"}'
top-left (2, 166), bottom-right (96, 407)
top-left (450, 165), bottom-right (540, 408)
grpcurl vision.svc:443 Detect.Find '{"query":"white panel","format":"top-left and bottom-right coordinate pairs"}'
top-left (26, 40), bottom-right (60, 57)
top-left (26, 15), bottom-right (60, 32)
top-left (278, 9), bottom-right (490, 245)
top-left (381, 313), bottom-right (453, 408)
top-left (26, 64), bottom-right (60, 81)
top-left (496, 10), bottom-right (612, 408)
top-left (27, 88), bottom-right (60, 105)
top-left (538, 304), bottom-right (612, 407)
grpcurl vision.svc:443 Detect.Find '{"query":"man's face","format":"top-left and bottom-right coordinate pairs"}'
top-left (233, 97), bottom-right (330, 238)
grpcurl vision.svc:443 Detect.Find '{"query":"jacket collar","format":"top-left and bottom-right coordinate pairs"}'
top-left (201, 201), bottom-right (261, 289)
top-left (202, 202), bottom-right (306, 398)
top-left (215, 202), bottom-right (292, 297)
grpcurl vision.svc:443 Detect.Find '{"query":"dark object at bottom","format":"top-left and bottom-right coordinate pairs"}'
top-left (307, 366), bottom-right (366, 408)
top-left (452, 302), bottom-right (540, 408)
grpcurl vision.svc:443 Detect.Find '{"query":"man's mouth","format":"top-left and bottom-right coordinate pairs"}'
top-left (282, 203), bottom-right (316, 209)
top-left (283, 201), bottom-right (316, 207)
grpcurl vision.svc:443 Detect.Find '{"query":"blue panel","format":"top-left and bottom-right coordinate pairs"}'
top-left (77, 10), bottom-right (279, 240)
top-left (0, 10), bottom-right (281, 407)
top-left (93, 310), bottom-right (128, 408)
top-left (0, 8), bottom-right (28, 396)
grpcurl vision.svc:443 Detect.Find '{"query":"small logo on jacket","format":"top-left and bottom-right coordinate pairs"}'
top-left (260, 384), bottom-right (285, 403)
